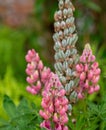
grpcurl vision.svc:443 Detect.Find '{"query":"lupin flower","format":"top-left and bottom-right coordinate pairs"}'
top-left (53, 0), bottom-right (79, 110)
top-left (25, 49), bottom-right (51, 95)
top-left (39, 73), bottom-right (68, 130)
top-left (76, 44), bottom-right (101, 99)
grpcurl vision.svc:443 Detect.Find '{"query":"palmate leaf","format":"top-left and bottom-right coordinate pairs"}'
top-left (75, 115), bottom-right (86, 130)
top-left (6, 115), bottom-right (39, 130)
top-left (1, 95), bottom-right (41, 129)
top-left (68, 114), bottom-right (86, 130)
top-left (15, 98), bottom-right (39, 127)
top-left (97, 104), bottom-right (106, 121)
top-left (68, 99), bottom-right (106, 130)
top-left (87, 101), bottom-right (106, 120)
top-left (14, 101), bottom-right (39, 129)
top-left (9, 113), bottom-right (37, 128)
top-left (86, 101), bottom-right (106, 129)
top-left (84, 123), bottom-right (99, 130)
top-left (3, 95), bottom-right (17, 118)
top-left (17, 98), bottom-right (32, 114)
top-left (88, 102), bottom-right (99, 114)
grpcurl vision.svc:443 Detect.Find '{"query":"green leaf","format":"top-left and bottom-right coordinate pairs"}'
top-left (2, 96), bottom-right (40, 129)
top-left (31, 102), bottom-right (37, 110)
top-left (3, 95), bottom-right (17, 118)
top-left (68, 120), bottom-right (75, 129)
top-left (17, 98), bottom-right (31, 115)
top-left (14, 113), bottom-right (37, 126)
top-left (75, 115), bottom-right (86, 130)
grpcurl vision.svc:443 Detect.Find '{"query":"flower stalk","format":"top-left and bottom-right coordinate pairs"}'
top-left (53, 0), bottom-right (79, 111)
top-left (39, 73), bottom-right (69, 130)
top-left (76, 43), bottom-right (101, 99)
top-left (25, 49), bottom-right (51, 94)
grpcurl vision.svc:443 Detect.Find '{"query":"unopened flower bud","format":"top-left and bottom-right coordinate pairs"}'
top-left (38, 60), bottom-right (43, 70)
top-left (78, 92), bottom-right (83, 99)
top-left (26, 86), bottom-right (37, 95)
top-left (53, 113), bottom-right (58, 122)
top-left (88, 87), bottom-right (94, 94)
top-left (80, 72), bottom-right (86, 80)
top-left (88, 70), bottom-right (93, 79)
top-left (94, 85), bottom-right (100, 92)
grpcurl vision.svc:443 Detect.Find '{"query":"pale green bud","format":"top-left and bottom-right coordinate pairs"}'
top-left (65, 49), bottom-right (71, 58)
top-left (60, 76), bottom-right (67, 84)
top-left (68, 26), bottom-right (75, 33)
top-left (59, 50), bottom-right (65, 59)
top-left (59, 0), bottom-right (64, 10)
top-left (66, 68), bottom-right (72, 76)
top-left (54, 41), bottom-right (61, 51)
top-left (68, 104), bottom-right (73, 111)
top-left (63, 61), bottom-right (68, 70)
top-left (53, 33), bottom-right (59, 42)
top-left (67, 37), bottom-right (73, 46)
top-left (67, 8), bottom-right (73, 17)
top-left (68, 58), bottom-right (73, 66)
top-left (64, 28), bottom-right (69, 36)
top-left (69, 91), bottom-right (77, 102)
top-left (71, 33), bottom-right (78, 46)
top-left (63, 9), bottom-right (68, 18)
top-left (69, 80), bottom-right (74, 88)
top-left (62, 39), bottom-right (67, 47)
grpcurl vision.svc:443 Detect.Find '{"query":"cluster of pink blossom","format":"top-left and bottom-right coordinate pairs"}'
top-left (39, 73), bottom-right (69, 130)
top-left (25, 43), bottom-right (101, 129)
top-left (25, 49), bottom-right (51, 95)
top-left (76, 44), bottom-right (101, 99)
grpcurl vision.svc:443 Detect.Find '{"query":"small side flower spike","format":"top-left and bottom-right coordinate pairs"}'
top-left (25, 49), bottom-right (51, 95)
top-left (76, 43), bottom-right (101, 99)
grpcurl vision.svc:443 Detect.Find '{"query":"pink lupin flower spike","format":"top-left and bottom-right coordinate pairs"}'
top-left (39, 73), bottom-right (68, 130)
top-left (76, 43), bottom-right (101, 99)
top-left (25, 49), bottom-right (51, 95)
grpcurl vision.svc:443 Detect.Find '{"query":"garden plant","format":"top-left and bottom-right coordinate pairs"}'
top-left (0, 0), bottom-right (106, 130)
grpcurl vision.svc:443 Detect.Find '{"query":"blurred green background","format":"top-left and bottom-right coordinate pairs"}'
top-left (0, 0), bottom-right (106, 123)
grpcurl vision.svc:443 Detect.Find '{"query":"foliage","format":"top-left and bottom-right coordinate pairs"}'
top-left (0, 95), bottom-right (42, 130)
top-left (68, 98), bottom-right (106, 130)
top-left (0, 0), bottom-right (106, 130)
top-left (0, 66), bottom-right (41, 119)
top-left (0, 94), bottom-right (106, 130)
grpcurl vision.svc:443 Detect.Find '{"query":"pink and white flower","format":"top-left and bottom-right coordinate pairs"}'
top-left (76, 44), bottom-right (101, 99)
